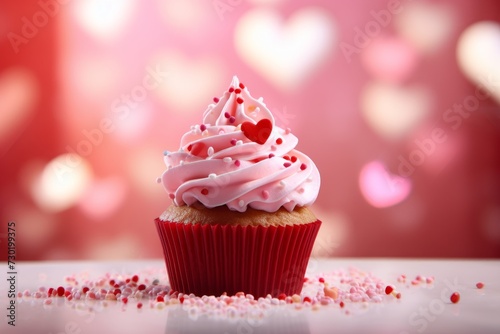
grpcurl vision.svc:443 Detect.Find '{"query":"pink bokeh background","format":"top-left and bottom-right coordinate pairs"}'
top-left (1, 0), bottom-right (499, 260)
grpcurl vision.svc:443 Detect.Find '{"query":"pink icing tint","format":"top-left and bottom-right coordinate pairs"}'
top-left (160, 76), bottom-right (320, 212)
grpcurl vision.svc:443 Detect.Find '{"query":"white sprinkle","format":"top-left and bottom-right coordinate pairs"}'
top-left (307, 176), bottom-right (313, 182)
top-left (238, 200), bottom-right (244, 207)
top-left (208, 146), bottom-right (214, 156)
top-left (223, 157), bottom-right (232, 163)
top-left (279, 181), bottom-right (286, 187)
top-left (208, 173), bottom-right (216, 179)
top-left (180, 160), bottom-right (184, 166)
top-left (156, 177), bottom-right (161, 183)
top-left (236, 140), bottom-right (243, 146)
top-left (219, 130), bottom-right (225, 135)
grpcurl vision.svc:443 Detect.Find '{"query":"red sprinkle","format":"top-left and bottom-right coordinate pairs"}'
top-left (224, 112), bottom-right (230, 118)
top-left (268, 153), bottom-right (275, 158)
top-left (201, 188), bottom-right (209, 195)
top-left (276, 138), bottom-right (283, 145)
top-left (137, 302), bottom-right (143, 309)
top-left (339, 301), bottom-right (345, 308)
top-left (234, 160), bottom-right (240, 167)
top-left (109, 280), bottom-right (115, 287)
top-left (283, 162), bottom-right (291, 168)
top-left (122, 297), bottom-right (128, 304)
top-left (137, 284), bottom-right (146, 291)
top-left (476, 282), bottom-right (484, 289)
top-left (319, 277), bottom-right (325, 283)
top-left (396, 292), bottom-right (401, 299)
top-left (56, 286), bottom-right (65, 297)
top-left (179, 296), bottom-right (185, 304)
top-left (300, 163), bottom-right (307, 170)
top-left (156, 295), bottom-right (164, 303)
top-left (235, 88), bottom-right (241, 94)
top-left (303, 296), bottom-right (312, 303)
top-left (82, 286), bottom-right (89, 294)
top-left (228, 87), bottom-right (234, 93)
top-left (48, 288), bottom-right (54, 296)
top-left (114, 288), bottom-right (121, 295)
top-left (385, 285), bottom-right (394, 295)
top-left (278, 293), bottom-right (287, 300)
top-left (239, 83), bottom-right (245, 89)
top-left (283, 155), bottom-right (290, 160)
top-left (200, 124), bottom-right (207, 132)
top-left (291, 156), bottom-right (297, 162)
top-left (236, 97), bottom-right (244, 104)
top-left (213, 97), bottom-right (219, 103)
top-left (450, 292), bottom-right (460, 304)
top-left (132, 275), bottom-right (139, 283)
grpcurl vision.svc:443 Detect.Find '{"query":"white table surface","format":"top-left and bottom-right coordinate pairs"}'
top-left (1, 258), bottom-right (499, 334)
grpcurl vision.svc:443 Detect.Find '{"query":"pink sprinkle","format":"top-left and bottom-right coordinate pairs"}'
top-left (262, 190), bottom-right (270, 199)
top-left (234, 160), bottom-right (240, 167)
top-left (43, 299), bottom-right (52, 305)
top-left (268, 153), bottom-right (275, 158)
top-left (229, 116), bottom-right (236, 123)
top-left (224, 112), bottom-right (230, 118)
top-left (200, 124), bottom-right (207, 131)
top-left (426, 277), bottom-right (434, 284)
top-left (169, 193), bottom-right (175, 199)
top-left (476, 282), bottom-right (484, 289)
top-left (284, 162), bottom-right (291, 168)
top-left (300, 163), bottom-right (307, 170)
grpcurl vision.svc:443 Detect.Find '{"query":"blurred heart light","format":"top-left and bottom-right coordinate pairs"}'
top-left (73, 0), bottom-right (136, 41)
top-left (31, 154), bottom-right (93, 212)
top-left (457, 21), bottom-right (500, 104)
top-left (359, 160), bottom-right (412, 208)
top-left (360, 81), bottom-right (432, 140)
top-left (235, 7), bottom-right (335, 91)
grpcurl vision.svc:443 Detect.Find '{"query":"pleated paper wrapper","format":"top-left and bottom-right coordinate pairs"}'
top-left (155, 218), bottom-right (321, 298)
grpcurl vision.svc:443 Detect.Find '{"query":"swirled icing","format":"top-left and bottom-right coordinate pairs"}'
top-left (160, 76), bottom-right (320, 212)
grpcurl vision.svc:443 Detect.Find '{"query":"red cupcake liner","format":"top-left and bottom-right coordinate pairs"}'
top-left (155, 218), bottom-right (321, 298)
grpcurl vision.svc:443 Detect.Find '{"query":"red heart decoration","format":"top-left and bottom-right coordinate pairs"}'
top-left (241, 119), bottom-right (272, 145)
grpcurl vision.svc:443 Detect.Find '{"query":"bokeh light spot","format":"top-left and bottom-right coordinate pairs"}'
top-left (359, 160), bottom-right (412, 208)
top-left (32, 154), bottom-right (93, 212)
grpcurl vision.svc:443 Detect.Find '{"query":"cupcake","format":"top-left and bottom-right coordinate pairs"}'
top-left (155, 76), bottom-right (321, 298)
